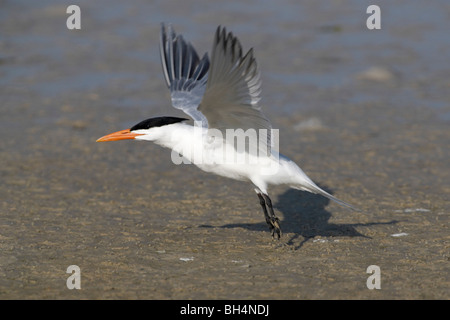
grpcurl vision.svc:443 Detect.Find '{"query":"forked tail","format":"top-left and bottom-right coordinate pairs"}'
top-left (292, 180), bottom-right (360, 212)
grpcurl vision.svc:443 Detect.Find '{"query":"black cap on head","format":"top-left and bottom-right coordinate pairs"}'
top-left (130, 116), bottom-right (188, 131)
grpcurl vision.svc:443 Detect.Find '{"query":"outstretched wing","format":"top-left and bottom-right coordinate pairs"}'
top-left (160, 24), bottom-right (272, 155)
top-left (160, 23), bottom-right (210, 127)
top-left (198, 26), bottom-right (272, 154)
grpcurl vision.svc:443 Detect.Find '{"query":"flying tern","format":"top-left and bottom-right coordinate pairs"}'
top-left (97, 24), bottom-right (357, 238)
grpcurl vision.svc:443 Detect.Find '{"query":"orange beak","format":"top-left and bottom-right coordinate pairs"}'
top-left (96, 129), bottom-right (144, 142)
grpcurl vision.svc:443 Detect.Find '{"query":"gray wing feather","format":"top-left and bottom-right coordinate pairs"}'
top-left (199, 26), bottom-right (272, 153)
top-left (159, 24), bottom-right (272, 154)
top-left (160, 23), bottom-right (209, 126)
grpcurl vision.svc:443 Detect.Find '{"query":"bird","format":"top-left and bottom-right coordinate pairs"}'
top-left (97, 23), bottom-right (357, 239)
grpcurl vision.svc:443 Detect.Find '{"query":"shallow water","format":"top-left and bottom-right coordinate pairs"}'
top-left (0, 0), bottom-right (449, 299)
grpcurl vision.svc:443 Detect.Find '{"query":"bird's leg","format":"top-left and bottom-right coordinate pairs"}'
top-left (262, 194), bottom-right (281, 239)
top-left (257, 193), bottom-right (281, 239)
top-left (257, 193), bottom-right (271, 227)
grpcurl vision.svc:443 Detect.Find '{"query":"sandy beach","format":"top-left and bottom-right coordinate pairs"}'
top-left (0, 0), bottom-right (448, 299)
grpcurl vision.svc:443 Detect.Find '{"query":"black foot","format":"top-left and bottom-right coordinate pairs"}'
top-left (257, 192), bottom-right (282, 239)
top-left (268, 216), bottom-right (281, 239)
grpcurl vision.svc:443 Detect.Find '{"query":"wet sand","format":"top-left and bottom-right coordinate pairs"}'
top-left (0, 1), bottom-right (448, 299)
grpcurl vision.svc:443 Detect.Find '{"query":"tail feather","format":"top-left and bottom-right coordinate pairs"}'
top-left (292, 181), bottom-right (360, 212)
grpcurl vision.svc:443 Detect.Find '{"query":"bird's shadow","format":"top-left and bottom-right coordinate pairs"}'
top-left (201, 186), bottom-right (398, 249)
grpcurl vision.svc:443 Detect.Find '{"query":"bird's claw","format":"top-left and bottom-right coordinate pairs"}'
top-left (268, 217), bottom-right (281, 239)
